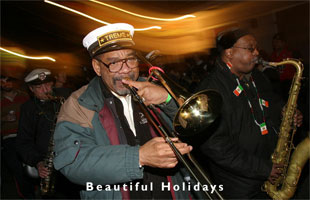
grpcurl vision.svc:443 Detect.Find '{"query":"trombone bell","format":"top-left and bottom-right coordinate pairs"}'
top-left (140, 53), bottom-right (223, 136)
top-left (174, 90), bottom-right (222, 137)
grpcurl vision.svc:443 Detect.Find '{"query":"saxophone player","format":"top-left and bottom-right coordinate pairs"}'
top-left (16, 68), bottom-right (77, 198)
top-left (191, 29), bottom-right (303, 199)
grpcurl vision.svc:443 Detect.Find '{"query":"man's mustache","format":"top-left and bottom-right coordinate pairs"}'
top-left (113, 74), bottom-right (135, 84)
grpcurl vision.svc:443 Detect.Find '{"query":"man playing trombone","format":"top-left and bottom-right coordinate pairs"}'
top-left (53, 23), bottom-right (200, 199)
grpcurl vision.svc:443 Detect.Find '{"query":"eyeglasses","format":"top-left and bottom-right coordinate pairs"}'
top-left (233, 46), bottom-right (258, 53)
top-left (96, 57), bottom-right (139, 73)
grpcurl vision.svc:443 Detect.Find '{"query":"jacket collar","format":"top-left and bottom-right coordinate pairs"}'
top-left (78, 76), bottom-right (106, 112)
top-left (216, 57), bottom-right (252, 82)
top-left (216, 57), bottom-right (236, 81)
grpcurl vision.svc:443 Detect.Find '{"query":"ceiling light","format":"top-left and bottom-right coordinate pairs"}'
top-left (0, 47), bottom-right (56, 62)
top-left (89, 0), bottom-right (196, 21)
top-left (44, 0), bottom-right (161, 31)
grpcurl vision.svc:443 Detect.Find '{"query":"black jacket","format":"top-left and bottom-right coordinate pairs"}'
top-left (16, 87), bottom-right (71, 167)
top-left (196, 58), bottom-right (283, 199)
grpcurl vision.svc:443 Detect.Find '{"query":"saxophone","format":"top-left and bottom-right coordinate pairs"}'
top-left (259, 58), bottom-right (310, 200)
top-left (40, 95), bottom-right (65, 196)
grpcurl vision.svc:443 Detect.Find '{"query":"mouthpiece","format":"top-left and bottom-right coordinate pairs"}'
top-left (45, 94), bottom-right (65, 103)
top-left (256, 57), bottom-right (270, 66)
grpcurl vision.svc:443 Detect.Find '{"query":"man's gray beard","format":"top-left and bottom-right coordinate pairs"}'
top-left (116, 88), bottom-right (131, 96)
top-left (112, 73), bottom-right (135, 96)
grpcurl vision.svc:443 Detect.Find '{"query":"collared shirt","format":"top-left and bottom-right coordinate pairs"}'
top-left (111, 91), bottom-right (136, 136)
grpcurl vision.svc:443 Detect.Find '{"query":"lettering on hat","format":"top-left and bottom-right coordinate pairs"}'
top-left (97, 30), bottom-right (132, 47)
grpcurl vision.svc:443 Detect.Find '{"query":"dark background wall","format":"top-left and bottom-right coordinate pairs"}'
top-left (242, 3), bottom-right (309, 66)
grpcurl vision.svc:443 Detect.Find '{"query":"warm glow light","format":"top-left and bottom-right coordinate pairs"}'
top-left (44, 0), bottom-right (161, 31)
top-left (193, 109), bottom-right (200, 117)
top-left (42, 1), bottom-right (303, 56)
top-left (181, 112), bottom-right (189, 118)
top-left (134, 26), bottom-right (161, 31)
top-left (45, 0), bottom-right (109, 24)
top-left (89, 0), bottom-right (196, 21)
top-left (0, 47), bottom-right (56, 62)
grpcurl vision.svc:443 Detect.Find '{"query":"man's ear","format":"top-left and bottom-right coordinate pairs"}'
top-left (225, 48), bottom-right (233, 59)
top-left (92, 59), bottom-right (102, 76)
top-left (29, 86), bottom-right (34, 93)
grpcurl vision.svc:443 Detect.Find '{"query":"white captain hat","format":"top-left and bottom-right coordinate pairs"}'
top-left (24, 68), bottom-right (53, 85)
top-left (83, 23), bottom-right (135, 57)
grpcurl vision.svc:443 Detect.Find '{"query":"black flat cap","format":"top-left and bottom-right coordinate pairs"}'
top-left (216, 28), bottom-right (250, 54)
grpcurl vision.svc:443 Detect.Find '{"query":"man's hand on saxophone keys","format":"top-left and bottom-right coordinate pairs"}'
top-left (294, 109), bottom-right (303, 127)
top-left (268, 163), bottom-right (284, 184)
top-left (37, 161), bottom-right (49, 178)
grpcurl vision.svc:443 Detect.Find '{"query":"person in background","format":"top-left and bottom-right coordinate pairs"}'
top-left (54, 67), bottom-right (77, 91)
top-left (52, 23), bottom-right (198, 200)
top-left (270, 33), bottom-right (295, 82)
top-left (1, 75), bottom-right (33, 198)
top-left (269, 33), bottom-right (300, 100)
top-left (54, 71), bottom-right (67, 88)
top-left (16, 68), bottom-right (77, 199)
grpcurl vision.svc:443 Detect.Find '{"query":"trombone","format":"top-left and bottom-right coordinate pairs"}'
top-left (127, 53), bottom-right (224, 200)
